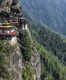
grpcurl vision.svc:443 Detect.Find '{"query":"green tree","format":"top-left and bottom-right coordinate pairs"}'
top-left (36, 42), bottom-right (66, 80)
top-left (19, 30), bottom-right (32, 61)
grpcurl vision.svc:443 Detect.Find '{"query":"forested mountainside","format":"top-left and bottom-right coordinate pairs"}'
top-left (30, 23), bottom-right (66, 65)
top-left (22, 0), bottom-right (66, 35)
top-left (29, 22), bottom-right (66, 80)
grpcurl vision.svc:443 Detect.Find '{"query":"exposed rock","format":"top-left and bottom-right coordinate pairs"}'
top-left (11, 0), bottom-right (22, 16)
top-left (0, 0), bottom-right (12, 12)
top-left (0, 0), bottom-right (22, 16)
top-left (31, 47), bottom-right (41, 80)
top-left (8, 45), bottom-right (22, 80)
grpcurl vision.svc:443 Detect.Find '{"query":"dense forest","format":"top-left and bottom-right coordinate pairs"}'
top-left (29, 23), bottom-right (66, 80)
top-left (36, 43), bottom-right (66, 80)
top-left (29, 23), bottom-right (66, 65)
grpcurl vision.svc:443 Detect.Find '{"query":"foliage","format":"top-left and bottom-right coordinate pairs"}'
top-left (28, 22), bottom-right (66, 80)
top-left (22, 62), bottom-right (34, 80)
top-left (23, 11), bottom-right (66, 80)
top-left (19, 30), bottom-right (32, 61)
top-left (36, 43), bottom-right (66, 80)
top-left (0, 40), bottom-right (10, 80)
top-left (30, 24), bottom-right (66, 65)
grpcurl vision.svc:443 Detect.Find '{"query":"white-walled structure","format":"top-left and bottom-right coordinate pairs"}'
top-left (19, 17), bottom-right (28, 30)
top-left (22, 24), bottom-right (28, 30)
top-left (25, 24), bottom-right (28, 30)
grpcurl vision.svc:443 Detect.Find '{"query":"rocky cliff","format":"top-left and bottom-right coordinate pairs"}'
top-left (0, 0), bottom-right (41, 80)
top-left (0, 0), bottom-right (22, 16)
top-left (8, 44), bottom-right (22, 80)
top-left (0, 0), bottom-right (12, 12)
top-left (31, 47), bottom-right (41, 80)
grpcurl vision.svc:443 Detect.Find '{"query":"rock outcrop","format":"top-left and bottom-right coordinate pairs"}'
top-left (31, 47), bottom-right (41, 80)
top-left (8, 44), bottom-right (22, 80)
top-left (0, 0), bottom-right (12, 12)
top-left (11, 0), bottom-right (22, 16)
top-left (0, 0), bottom-right (22, 16)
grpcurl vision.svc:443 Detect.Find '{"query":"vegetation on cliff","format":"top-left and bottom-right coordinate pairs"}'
top-left (30, 23), bottom-right (66, 65)
top-left (19, 30), bottom-right (35, 80)
top-left (22, 62), bottom-right (34, 80)
top-left (29, 22), bottom-right (66, 80)
top-left (0, 22), bottom-right (66, 80)
top-left (0, 40), bottom-right (10, 80)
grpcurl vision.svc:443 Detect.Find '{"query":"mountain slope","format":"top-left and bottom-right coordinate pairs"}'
top-left (21, 0), bottom-right (66, 35)
top-left (28, 22), bottom-right (66, 80)
top-left (29, 23), bottom-right (66, 65)
top-left (36, 42), bottom-right (66, 80)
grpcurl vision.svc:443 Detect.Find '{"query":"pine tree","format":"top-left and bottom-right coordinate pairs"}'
top-left (20, 30), bottom-right (32, 61)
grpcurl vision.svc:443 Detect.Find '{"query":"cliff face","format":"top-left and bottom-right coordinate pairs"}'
top-left (31, 47), bottom-right (41, 80)
top-left (0, 0), bottom-right (41, 80)
top-left (0, 0), bottom-right (12, 12)
top-left (11, 0), bottom-right (22, 16)
top-left (0, 0), bottom-right (22, 16)
top-left (8, 44), bottom-right (22, 80)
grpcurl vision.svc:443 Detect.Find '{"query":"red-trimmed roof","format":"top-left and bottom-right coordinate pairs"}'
top-left (0, 32), bottom-right (16, 36)
top-left (9, 22), bottom-right (18, 24)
